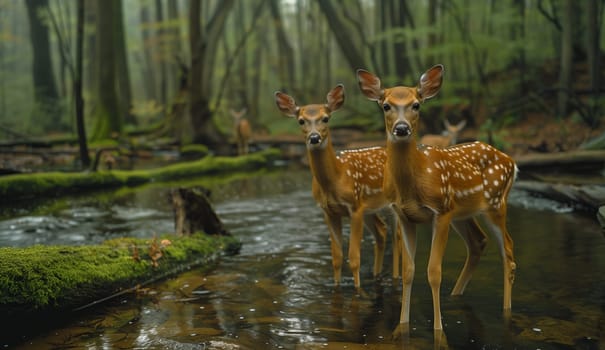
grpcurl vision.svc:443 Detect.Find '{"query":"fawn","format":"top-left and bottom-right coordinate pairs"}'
top-left (230, 108), bottom-right (251, 155)
top-left (274, 85), bottom-right (402, 288)
top-left (358, 65), bottom-right (518, 332)
top-left (420, 119), bottom-right (466, 147)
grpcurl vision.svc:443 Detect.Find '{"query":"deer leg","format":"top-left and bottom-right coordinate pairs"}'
top-left (324, 211), bottom-right (343, 286)
top-left (391, 212), bottom-right (402, 279)
top-left (450, 218), bottom-right (488, 295)
top-left (484, 210), bottom-right (516, 311)
top-left (349, 210), bottom-right (365, 288)
top-left (393, 206), bottom-right (416, 326)
top-left (427, 214), bottom-right (452, 330)
top-left (364, 214), bottom-right (387, 279)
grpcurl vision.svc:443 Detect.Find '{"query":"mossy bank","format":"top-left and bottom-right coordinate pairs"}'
top-left (0, 233), bottom-right (240, 344)
top-left (0, 148), bottom-right (281, 200)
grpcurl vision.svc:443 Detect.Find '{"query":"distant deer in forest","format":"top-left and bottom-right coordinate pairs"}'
top-left (420, 119), bottom-right (466, 147)
top-left (230, 108), bottom-right (251, 155)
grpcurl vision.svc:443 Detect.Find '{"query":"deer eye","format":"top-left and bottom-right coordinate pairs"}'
top-left (411, 102), bottom-right (420, 111)
top-left (383, 103), bottom-right (391, 112)
top-left (298, 119), bottom-right (305, 125)
top-left (322, 116), bottom-right (329, 123)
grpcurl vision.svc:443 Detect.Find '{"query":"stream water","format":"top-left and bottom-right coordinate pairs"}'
top-left (1, 168), bottom-right (603, 349)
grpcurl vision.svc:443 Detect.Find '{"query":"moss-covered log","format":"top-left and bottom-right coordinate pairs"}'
top-left (0, 148), bottom-right (280, 200)
top-left (0, 233), bottom-right (240, 318)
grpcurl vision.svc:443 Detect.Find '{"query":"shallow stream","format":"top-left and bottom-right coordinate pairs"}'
top-left (1, 169), bottom-right (603, 349)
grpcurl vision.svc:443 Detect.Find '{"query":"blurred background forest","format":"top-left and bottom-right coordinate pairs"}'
top-left (0, 0), bottom-right (604, 170)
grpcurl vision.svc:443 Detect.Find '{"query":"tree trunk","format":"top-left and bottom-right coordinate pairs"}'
top-left (92, 0), bottom-right (122, 140)
top-left (114, 0), bottom-right (136, 126)
top-left (155, 0), bottom-right (167, 108)
top-left (75, 0), bottom-right (90, 168)
top-left (25, 0), bottom-right (65, 132)
top-left (140, 2), bottom-right (156, 101)
top-left (587, 0), bottom-right (601, 126)
top-left (318, 0), bottom-right (367, 73)
top-left (167, 0), bottom-right (182, 99)
top-left (189, 0), bottom-right (235, 148)
top-left (171, 187), bottom-right (230, 236)
top-left (557, 0), bottom-right (573, 119)
top-left (269, 0), bottom-right (295, 92)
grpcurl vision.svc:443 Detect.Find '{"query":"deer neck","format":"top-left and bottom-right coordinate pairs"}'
top-left (307, 138), bottom-right (342, 191)
top-left (386, 139), bottom-right (425, 195)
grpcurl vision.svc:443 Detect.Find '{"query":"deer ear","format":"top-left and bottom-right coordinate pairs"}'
top-left (274, 91), bottom-right (299, 117)
top-left (418, 64), bottom-right (444, 101)
top-left (357, 69), bottom-right (383, 101)
top-left (326, 84), bottom-right (345, 112)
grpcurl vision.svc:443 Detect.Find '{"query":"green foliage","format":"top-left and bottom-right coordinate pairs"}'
top-left (0, 233), bottom-right (239, 310)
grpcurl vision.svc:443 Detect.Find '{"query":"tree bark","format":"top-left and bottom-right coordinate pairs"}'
top-left (318, 0), bottom-right (367, 72)
top-left (92, 0), bottom-right (122, 140)
top-left (268, 0), bottom-right (295, 92)
top-left (155, 0), bottom-right (167, 108)
top-left (114, 0), bottom-right (136, 126)
top-left (587, 0), bottom-right (601, 126)
top-left (25, 0), bottom-right (65, 132)
top-left (189, 0), bottom-right (235, 147)
top-left (75, 0), bottom-right (90, 168)
top-left (557, 0), bottom-right (573, 119)
top-left (140, 2), bottom-right (156, 101)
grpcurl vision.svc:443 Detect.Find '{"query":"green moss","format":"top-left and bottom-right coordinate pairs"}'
top-left (0, 233), bottom-right (240, 311)
top-left (180, 144), bottom-right (210, 159)
top-left (0, 148), bottom-right (281, 199)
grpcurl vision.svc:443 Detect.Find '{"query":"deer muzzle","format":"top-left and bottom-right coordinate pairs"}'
top-left (393, 122), bottom-right (412, 138)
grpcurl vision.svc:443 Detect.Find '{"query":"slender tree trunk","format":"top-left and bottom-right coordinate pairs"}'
top-left (557, 0), bottom-right (573, 119)
top-left (114, 0), bottom-right (136, 125)
top-left (140, 2), bottom-right (156, 101)
top-left (75, 0), bottom-right (90, 168)
top-left (587, 0), bottom-right (601, 126)
top-left (427, 0), bottom-right (438, 67)
top-left (25, 0), bottom-right (65, 132)
top-left (236, 2), bottom-right (249, 113)
top-left (167, 0), bottom-right (182, 99)
top-left (155, 0), bottom-right (167, 107)
top-left (514, 0), bottom-right (527, 120)
top-left (269, 0), bottom-right (295, 92)
top-left (92, 0), bottom-right (121, 140)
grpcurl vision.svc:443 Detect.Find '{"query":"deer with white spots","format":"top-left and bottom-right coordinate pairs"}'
top-left (420, 119), bottom-right (466, 147)
top-left (357, 65), bottom-right (518, 332)
top-left (230, 108), bottom-right (251, 155)
top-left (274, 85), bottom-right (402, 288)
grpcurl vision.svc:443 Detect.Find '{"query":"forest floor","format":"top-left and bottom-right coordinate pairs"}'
top-left (455, 113), bottom-right (605, 157)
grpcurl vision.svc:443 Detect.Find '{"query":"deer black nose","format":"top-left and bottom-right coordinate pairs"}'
top-left (393, 123), bottom-right (411, 137)
top-left (308, 133), bottom-right (321, 145)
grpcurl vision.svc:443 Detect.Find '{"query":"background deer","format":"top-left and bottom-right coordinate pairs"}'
top-left (358, 65), bottom-right (517, 332)
top-left (230, 108), bottom-right (251, 155)
top-left (420, 119), bottom-right (466, 147)
top-left (274, 85), bottom-right (402, 288)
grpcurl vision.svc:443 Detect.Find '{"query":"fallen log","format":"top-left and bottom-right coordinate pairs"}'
top-left (514, 150), bottom-right (605, 173)
top-left (514, 180), bottom-right (605, 211)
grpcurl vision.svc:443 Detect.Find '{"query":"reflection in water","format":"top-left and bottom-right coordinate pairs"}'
top-left (3, 169), bottom-right (604, 349)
